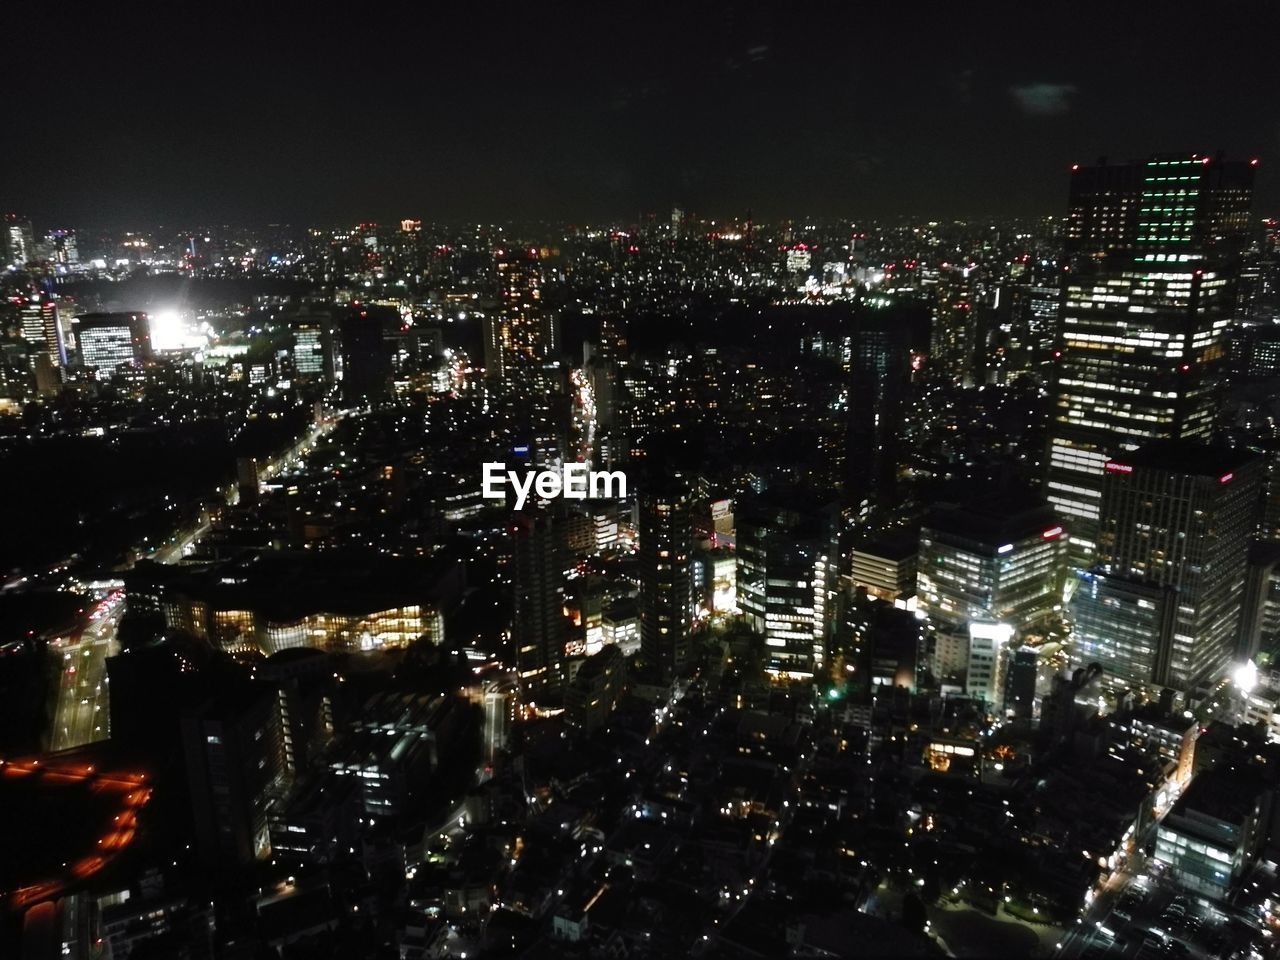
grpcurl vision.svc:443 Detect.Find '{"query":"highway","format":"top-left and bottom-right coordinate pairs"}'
top-left (49, 596), bottom-right (123, 752)
top-left (48, 411), bottom-right (344, 754)
top-left (144, 410), bottom-right (341, 565)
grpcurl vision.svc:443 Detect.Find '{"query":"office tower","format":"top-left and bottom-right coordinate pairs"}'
top-left (639, 477), bottom-right (693, 681)
top-left (966, 621), bottom-right (1014, 704)
top-left (1003, 259), bottom-right (1061, 372)
top-left (485, 248), bottom-right (558, 381)
top-left (1047, 154), bottom-right (1256, 564)
top-left (917, 496), bottom-right (1065, 637)
top-left (1071, 441), bottom-right (1261, 697)
top-left (340, 310), bottom-right (391, 404)
top-left (1232, 542), bottom-right (1280, 665)
top-left (1005, 645), bottom-right (1041, 719)
top-left (930, 264), bottom-right (983, 381)
top-left (846, 310), bottom-right (927, 513)
top-left (736, 495), bottom-right (838, 681)
top-left (2, 213), bottom-right (35, 266)
top-left (44, 228), bottom-right (78, 265)
top-left (72, 312), bottom-right (152, 371)
top-left (181, 683), bottom-right (289, 867)
top-left (511, 512), bottom-right (567, 697)
top-left (291, 314), bottom-right (335, 381)
top-left (20, 296), bottom-right (65, 370)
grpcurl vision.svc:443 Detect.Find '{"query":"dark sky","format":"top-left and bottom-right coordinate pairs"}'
top-left (4, 1), bottom-right (1279, 228)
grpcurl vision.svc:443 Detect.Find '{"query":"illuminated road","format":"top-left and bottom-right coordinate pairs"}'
top-left (2, 757), bottom-right (152, 910)
top-left (43, 413), bottom-right (347, 754)
top-left (144, 412), bottom-right (342, 565)
top-left (50, 598), bottom-right (123, 752)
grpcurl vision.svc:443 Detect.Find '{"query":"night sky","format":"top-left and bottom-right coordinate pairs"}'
top-left (4, 1), bottom-right (1279, 227)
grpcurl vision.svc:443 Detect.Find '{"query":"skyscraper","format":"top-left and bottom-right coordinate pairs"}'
top-left (639, 477), bottom-right (693, 681)
top-left (1070, 441), bottom-right (1261, 697)
top-left (512, 512), bottom-right (567, 697)
top-left (340, 310), bottom-right (391, 404)
top-left (2, 214), bottom-right (35, 266)
top-left (72, 312), bottom-right (152, 372)
top-left (181, 683), bottom-right (289, 868)
top-left (20, 296), bottom-right (65, 371)
top-left (916, 496), bottom-right (1066, 638)
top-left (485, 248), bottom-right (558, 382)
top-left (291, 312), bottom-right (335, 382)
top-left (737, 495), bottom-right (838, 681)
top-left (846, 309), bottom-right (927, 514)
top-left (1047, 154), bottom-right (1256, 563)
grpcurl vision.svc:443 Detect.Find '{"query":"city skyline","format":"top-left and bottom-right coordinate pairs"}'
top-left (6, 6), bottom-right (1280, 959)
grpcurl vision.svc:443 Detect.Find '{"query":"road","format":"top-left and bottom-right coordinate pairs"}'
top-left (44, 412), bottom-right (347, 753)
top-left (49, 597), bottom-right (123, 752)
top-left (143, 410), bottom-right (342, 565)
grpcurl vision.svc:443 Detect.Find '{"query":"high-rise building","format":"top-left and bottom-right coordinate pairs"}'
top-left (181, 683), bottom-right (289, 868)
top-left (850, 531), bottom-right (918, 605)
top-left (20, 296), bottom-right (65, 370)
top-left (44, 228), bottom-right (78, 265)
top-left (737, 496), bottom-right (838, 681)
top-left (2, 214), bottom-right (35, 266)
top-left (1047, 154), bottom-right (1256, 564)
top-left (340, 310), bottom-right (391, 404)
top-left (966, 621), bottom-right (1015, 704)
top-left (511, 512), bottom-right (567, 697)
top-left (236, 457), bottom-right (261, 506)
top-left (846, 310), bottom-right (926, 513)
top-left (291, 313), bottom-right (335, 382)
top-left (930, 263), bottom-right (983, 382)
top-left (639, 477), bottom-right (693, 681)
top-left (916, 496), bottom-right (1065, 637)
top-left (1070, 441), bottom-right (1262, 696)
top-left (72, 312), bottom-right (152, 372)
top-left (485, 248), bottom-right (558, 381)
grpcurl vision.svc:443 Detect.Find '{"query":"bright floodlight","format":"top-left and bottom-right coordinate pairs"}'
top-left (150, 309), bottom-right (183, 351)
top-left (1234, 660), bottom-right (1259, 695)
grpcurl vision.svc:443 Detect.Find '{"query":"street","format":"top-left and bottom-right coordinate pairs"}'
top-left (49, 595), bottom-right (123, 752)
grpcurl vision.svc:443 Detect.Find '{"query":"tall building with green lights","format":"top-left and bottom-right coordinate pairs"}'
top-left (1046, 154), bottom-right (1256, 565)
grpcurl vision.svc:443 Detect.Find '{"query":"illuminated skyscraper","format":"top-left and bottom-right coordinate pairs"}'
top-left (20, 296), bottom-right (65, 370)
top-left (1071, 441), bottom-right (1261, 697)
top-left (485, 248), bottom-right (558, 381)
top-left (1047, 154), bottom-right (1256, 563)
top-left (917, 498), bottom-right (1065, 636)
top-left (292, 317), bottom-right (335, 382)
top-left (639, 477), bottom-right (693, 681)
top-left (73, 312), bottom-right (152, 372)
top-left (45, 228), bottom-right (79, 265)
top-left (736, 496), bottom-right (838, 681)
top-left (2, 214), bottom-right (35, 266)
